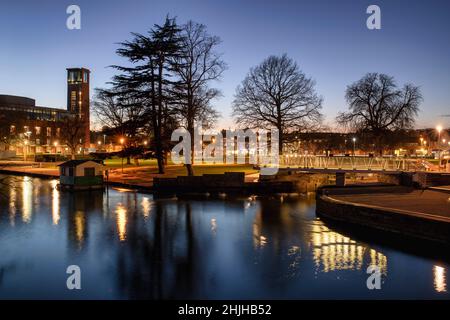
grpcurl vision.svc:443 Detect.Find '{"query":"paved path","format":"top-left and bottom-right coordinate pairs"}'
top-left (332, 189), bottom-right (450, 219)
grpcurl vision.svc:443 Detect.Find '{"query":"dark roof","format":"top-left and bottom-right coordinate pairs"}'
top-left (0, 95), bottom-right (35, 106)
top-left (58, 160), bottom-right (103, 167)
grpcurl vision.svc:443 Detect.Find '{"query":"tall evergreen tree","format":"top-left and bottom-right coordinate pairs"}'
top-left (109, 17), bottom-right (182, 173)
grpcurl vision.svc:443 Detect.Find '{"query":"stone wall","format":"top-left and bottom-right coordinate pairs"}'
top-left (316, 192), bottom-right (450, 245)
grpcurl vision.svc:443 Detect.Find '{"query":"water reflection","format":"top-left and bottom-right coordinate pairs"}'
top-left (21, 177), bottom-right (32, 223)
top-left (434, 265), bottom-right (447, 293)
top-left (116, 204), bottom-right (128, 241)
top-left (141, 197), bottom-right (152, 220)
top-left (311, 221), bottom-right (388, 274)
top-left (50, 180), bottom-right (60, 225)
top-left (0, 175), bottom-right (449, 299)
top-left (9, 184), bottom-right (16, 226)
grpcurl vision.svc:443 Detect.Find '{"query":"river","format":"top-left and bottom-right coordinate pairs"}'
top-left (0, 174), bottom-right (448, 299)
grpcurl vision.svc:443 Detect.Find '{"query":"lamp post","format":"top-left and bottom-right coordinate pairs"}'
top-left (352, 137), bottom-right (356, 156)
top-left (54, 141), bottom-right (58, 162)
top-left (120, 138), bottom-right (125, 174)
top-left (437, 125), bottom-right (443, 171)
top-left (23, 131), bottom-right (32, 162)
top-left (23, 140), bottom-right (28, 161)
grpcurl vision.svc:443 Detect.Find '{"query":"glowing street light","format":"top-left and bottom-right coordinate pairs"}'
top-left (436, 125), bottom-right (443, 171)
top-left (53, 141), bottom-right (58, 162)
top-left (437, 125), bottom-right (443, 145)
top-left (120, 138), bottom-right (125, 173)
top-left (352, 137), bottom-right (356, 156)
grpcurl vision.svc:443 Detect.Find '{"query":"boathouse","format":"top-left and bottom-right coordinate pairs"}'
top-left (58, 160), bottom-right (105, 190)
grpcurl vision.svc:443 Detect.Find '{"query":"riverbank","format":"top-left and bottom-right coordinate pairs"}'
top-left (0, 162), bottom-right (260, 192)
top-left (316, 185), bottom-right (450, 245)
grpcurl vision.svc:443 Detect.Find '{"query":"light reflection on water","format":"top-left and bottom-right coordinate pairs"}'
top-left (0, 175), bottom-right (449, 299)
top-left (434, 266), bottom-right (447, 293)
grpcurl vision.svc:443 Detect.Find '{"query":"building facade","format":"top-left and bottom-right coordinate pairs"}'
top-left (67, 68), bottom-right (90, 148)
top-left (0, 68), bottom-right (90, 158)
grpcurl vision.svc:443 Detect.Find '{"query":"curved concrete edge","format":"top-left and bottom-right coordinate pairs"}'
top-left (316, 194), bottom-right (450, 245)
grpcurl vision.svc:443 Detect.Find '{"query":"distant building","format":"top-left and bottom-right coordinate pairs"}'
top-left (0, 68), bottom-right (91, 157)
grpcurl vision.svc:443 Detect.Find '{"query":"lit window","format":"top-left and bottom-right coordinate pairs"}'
top-left (35, 127), bottom-right (41, 135)
top-left (47, 127), bottom-right (51, 137)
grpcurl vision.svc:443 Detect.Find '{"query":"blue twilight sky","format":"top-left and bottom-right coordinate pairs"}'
top-left (1, 0), bottom-right (450, 129)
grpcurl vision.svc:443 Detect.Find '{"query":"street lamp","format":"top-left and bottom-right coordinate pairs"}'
top-left (23, 131), bottom-right (32, 161)
top-left (23, 140), bottom-right (28, 161)
top-left (352, 137), bottom-right (356, 156)
top-left (437, 125), bottom-right (443, 142)
top-left (436, 125), bottom-right (443, 171)
top-left (54, 141), bottom-right (58, 162)
top-left (120, 138), bottom-right (125, 173)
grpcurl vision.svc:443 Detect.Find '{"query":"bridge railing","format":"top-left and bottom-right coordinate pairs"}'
top-left (278, 155), bottom-right (428, 171)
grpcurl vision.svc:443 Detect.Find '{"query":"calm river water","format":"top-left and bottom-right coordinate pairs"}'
top-left (0, 174), bottom-right (448, 299)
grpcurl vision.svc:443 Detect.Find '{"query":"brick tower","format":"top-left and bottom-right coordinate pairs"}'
top-left (67, 68), bottom-right (90, 148)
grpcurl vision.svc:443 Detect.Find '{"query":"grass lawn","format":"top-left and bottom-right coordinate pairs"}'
top-left (104, 158), bottom-right (162, 168)
top-left (170, 164), bottom-right (258, 176)
top-left (104, 157), bottom-right (257, 175)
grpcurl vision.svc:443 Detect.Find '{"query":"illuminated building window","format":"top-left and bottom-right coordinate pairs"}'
top-left (35, 126), bottom-right (41, 135)
top-left (10, 125), bottom-right (16, 134)
top-left (56, 128), bottom-right (60, 137)
top-left (47, 127), bottom-right (51, 137)
top-left (71, 91), bottom-right (77, 111)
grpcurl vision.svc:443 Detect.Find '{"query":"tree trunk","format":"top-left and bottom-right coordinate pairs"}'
top-left (278, 129), bottom-right (284, 155)
top-left (185, 117), bottom-right (195, 176)
top-left (155, 62), bottom-right (165, 174)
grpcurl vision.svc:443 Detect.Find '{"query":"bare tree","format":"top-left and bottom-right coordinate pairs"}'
top-left (60, 116), bottom-right (85, 160)
top-left (337, 73), bottom-right (422, 154)
top-left (170, 21), bottom-right (226, 175)
top-left (232, 54), bottom-right (323, 154)
top-left (92, 88), bottom-right (147, 164)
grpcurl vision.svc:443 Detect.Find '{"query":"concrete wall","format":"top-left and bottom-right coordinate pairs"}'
top-left (0, 150), bottom-right (16, 159)
top-left (316, 192), bottom-right (450, 245)
top-left (413, 172), bottom-right (450, 187)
